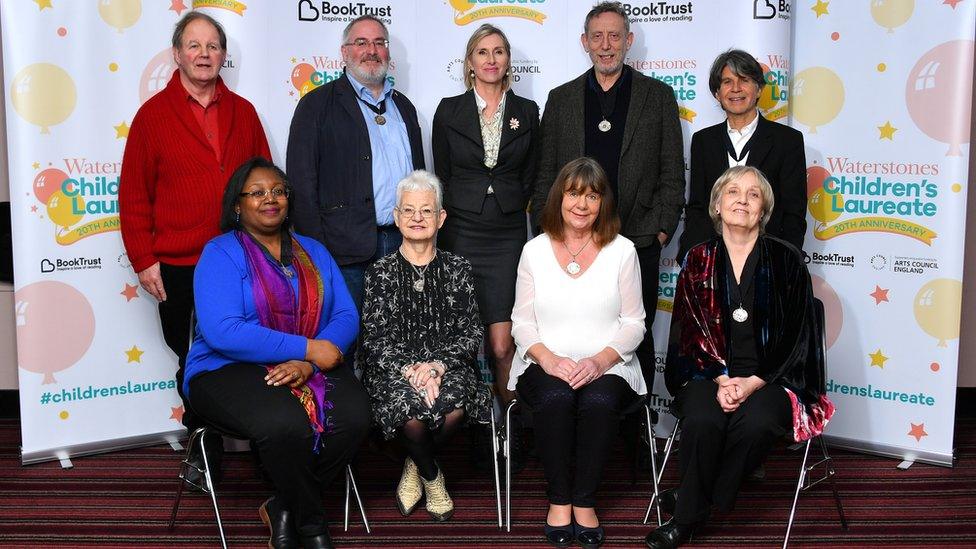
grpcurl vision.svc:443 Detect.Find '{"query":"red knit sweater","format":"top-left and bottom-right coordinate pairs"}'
top-left (119, 71), bottom-right (271, 273)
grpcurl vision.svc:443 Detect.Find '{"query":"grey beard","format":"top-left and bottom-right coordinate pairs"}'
top-left (347, 62), bottom-right (388, 86)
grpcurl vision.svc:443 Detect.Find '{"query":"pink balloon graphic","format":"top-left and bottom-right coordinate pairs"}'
top-left (139, 48), bottom-right (177, 104)
top-left (806, 165), bottom-right (831, 199)
top-left (15, 281), bottom-right (96, 384)
top-left (905, 40), bottom-right (974, 156)
top-left (33, 168), bottom-right (69, 204)
top-left (291, 63), bottom-right (315, 91)
top-left (810, 275), bottom-right (842, 349)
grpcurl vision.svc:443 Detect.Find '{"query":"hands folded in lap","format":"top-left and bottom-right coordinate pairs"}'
top-left (714, 374), bottom-right (766, 413)
top-left (402, 361), bottom-right (447, 408)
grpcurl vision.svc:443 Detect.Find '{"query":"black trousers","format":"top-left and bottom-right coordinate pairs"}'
top-left (516, 364), bottom-right (637, 507)
top-left (635, 243), bottom-right (661, 388)
top-left (673, 378), bottom-right (792, 524)
top-left (158, 263), bottom-right (196, 428)
top-left (189, 362), bottom-right (371, 536)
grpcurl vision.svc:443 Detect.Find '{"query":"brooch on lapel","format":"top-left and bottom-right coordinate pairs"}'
top-left (509, 117), bottom-right (520, 131)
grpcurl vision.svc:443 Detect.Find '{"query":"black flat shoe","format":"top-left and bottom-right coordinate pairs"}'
top-left (258, 497), bottom-right (300, 549)
top-left (576, 524), bottom-right (605, 549)
top-left (644, 519), bottom-right (696, 549)
top-left (657, 488), bottom-right (677, 516)
top-left (544, 522), bottom-right (574, 548)
top-left (300, 532), bottom-right (334, 549)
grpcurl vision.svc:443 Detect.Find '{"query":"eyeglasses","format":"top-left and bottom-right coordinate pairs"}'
top-left (396, 206), bottom-right (436, 219)
top-left (239, 187), bottom-right (290, 200)
top-left (344, 38), bottom-right (390, 49)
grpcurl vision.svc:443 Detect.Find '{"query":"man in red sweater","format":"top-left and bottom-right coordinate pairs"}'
top-left (119, 12), bottom-right (271, 445)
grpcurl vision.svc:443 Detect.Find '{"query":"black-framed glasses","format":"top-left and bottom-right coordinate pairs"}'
top-left (239, 187), bottom-right (290, 200)
top-left (344, 38), bottom-right (390, 49)
top-left (396, 206), bottom-right (436, 219)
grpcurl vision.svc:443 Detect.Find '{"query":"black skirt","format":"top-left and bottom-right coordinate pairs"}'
top-left (439, 194), bottom-right (527, 325)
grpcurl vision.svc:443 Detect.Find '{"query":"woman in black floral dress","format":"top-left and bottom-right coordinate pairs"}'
top-left (358, 170), bottom-right (491, 522)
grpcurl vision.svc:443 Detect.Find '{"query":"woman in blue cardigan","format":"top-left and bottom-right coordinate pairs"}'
top-left (185, 157), bottom-right (369, 549)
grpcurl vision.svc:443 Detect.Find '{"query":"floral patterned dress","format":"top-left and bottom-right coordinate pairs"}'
top-left (358, 250), bottom-right (491, 439)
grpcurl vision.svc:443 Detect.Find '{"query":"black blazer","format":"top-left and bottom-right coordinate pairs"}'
top-left (431, 89), bottom-right (540, 214)
top-left (286, 73), bottom-right (425, 265)
top-left (678, 114), bottom-right (807, 261)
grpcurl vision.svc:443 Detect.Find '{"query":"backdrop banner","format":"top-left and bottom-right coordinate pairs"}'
top-left (2, 1), bottom-right (962, 467)
top-left (791, 1), bottom-right (973, 466)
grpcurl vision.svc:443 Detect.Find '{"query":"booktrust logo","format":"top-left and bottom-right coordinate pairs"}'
top-left (449, 0), bottom-right (547, 26)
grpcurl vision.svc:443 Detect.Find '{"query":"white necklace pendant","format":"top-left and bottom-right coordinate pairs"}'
top-left (732, 307), bottom-right (749, 323)
top-left (566, 261), bottom-right (581, 275)
top-left (598, 119), bottom-right (612, 132)
top-left (412, 277), bottom-right (425, 292)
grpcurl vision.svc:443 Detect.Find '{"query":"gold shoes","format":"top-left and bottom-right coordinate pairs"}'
top-left (395, 457), bottom-right (423, 516)
top-left (421, 468), bottom-right (454, 521)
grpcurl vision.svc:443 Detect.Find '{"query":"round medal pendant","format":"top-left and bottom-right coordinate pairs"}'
top-left (566, 261), bottom-right (581, 275)
top-left (375, 114), bottom-right (387, 125)
top-left (412, 278), bottom-right (425, 292)
top-left (732, 307), bottom-right (749, 323)
top-left (598, 119), bottom-right (612, 132)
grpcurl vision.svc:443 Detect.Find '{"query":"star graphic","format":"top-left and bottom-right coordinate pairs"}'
top-left (34, 0), bottom-right (53, 10)
top-left (908, 422), bottom-right (928, 442)
top-left (943, 0), bottom-right (964, 9)
top-left (32, 161), bottom-right (40, 170)
top-left (291, 57), bottom-right (297, 63)
top-left (811, 0), bottom-right (829, 17)
top-left (114, 121), bottom-right (130, 139)
top-left (878, 121), bottom-right (897, 140)
top-left (868, 348), bottom-right (889, 368)
top-left (169, 0), bottom-right (187, 15)
top-left (170, 405), bottom-right (185, 423)
top-left (30, 205), bottom-right (38, 213)
top-left (125, 345), bottom-right (144, 363)
top-left (870, 285), bottom-right (889, 305)
top-left (120, 283), bottom-right (139, 302)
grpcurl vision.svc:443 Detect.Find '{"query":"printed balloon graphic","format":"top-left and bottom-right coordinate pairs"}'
top-left (140, 48), bottom-right (177, 104)
top-left (870, 0), bottom-right (914, 33)
top-left (905, 40), bottom-right (974, 156)
top-left (757, 63), bottom-right (784, 112)
top-left (811, 275), bottom-right (842, 349)
top-left (16, 281), bottom-right (96, 384)
top-left (33, 168), bottom-right (69, 204)
top-left (449, 0), bottom-right (475, 11)
top-left (10, 63), bottom-right (77, 134)
top-left (792, 67), bottom-right (844, 133)
top-left (806, 165), bottom-right (831, 198)
top-left (291, 63), bottom-right (315, 91)
top-left (98, 0), bottom-right (142, 33)
top-left (46, 190), bottom-right (83, 229)
top-left (914, 278), bottom-right (962, 347)
top-left (808, 188), bottom-right (842, 224)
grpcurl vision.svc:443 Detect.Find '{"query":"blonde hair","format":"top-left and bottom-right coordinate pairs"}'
top-left (708, 165), bottom-right (775, 232)
top-left (463, 24), bottom-right (512, 90)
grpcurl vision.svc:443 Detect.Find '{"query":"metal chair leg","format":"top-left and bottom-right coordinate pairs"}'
top-left (782, 439), bottom-right (812, 549)
top-left (644, 420), bottom-right (679, 524)
top-left (169, 427), bottom-right (205, 529)
top-left (819, 436), bottom-right (848, 529)
top-left (504, 399), bottom-right (517, 532)
top-left (199, 430), bottom-right (228, 549)
top-left (490, 411), bottom-right (503, 529)
top-left (344, 465), bottom-right (352, 532)
top-left (344, 464), bottom-right (371, 534)
top-left (644, 404), bottom-right (663, 526)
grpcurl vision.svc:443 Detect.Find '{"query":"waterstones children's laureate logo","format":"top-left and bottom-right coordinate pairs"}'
top-left (298, 0), bottom-right (392, 23)
top-left (449, 0), bottom-right (547, 25)
top-left (656, 256), bottom-right (680, 313)
top-left (193, 0), bottom-right (247, 14)
top-left (628, 58), bottom-right (697, 122)
top-left (286, 55), bottom-right (395, 99)
top-left (806, 159), bottom-right (940, 245)
top-left (30, 158), bottom-right (121, 246)
top-left (758, 55), bottom-right (790, 122)
top-left (623, 1), bottom-right (693, 23)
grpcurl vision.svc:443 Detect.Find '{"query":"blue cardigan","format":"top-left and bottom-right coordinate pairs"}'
top-left (184, 232), bottom-right (358, 396)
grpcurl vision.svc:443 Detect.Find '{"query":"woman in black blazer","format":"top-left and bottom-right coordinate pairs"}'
top-left (432, 23), bottom-right (539, 467)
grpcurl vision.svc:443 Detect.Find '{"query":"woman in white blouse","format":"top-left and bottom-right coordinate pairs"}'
top-left (510, 157), bottom-right (646, 549)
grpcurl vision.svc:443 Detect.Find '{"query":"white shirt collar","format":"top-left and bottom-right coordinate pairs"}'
top-left (726, 110), bottom-right (760, 137)
top-left (473, 87), bottom-right (506, 114)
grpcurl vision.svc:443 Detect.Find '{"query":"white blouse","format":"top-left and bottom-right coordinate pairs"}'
top-left (509, 233), bottom-right (647, 394)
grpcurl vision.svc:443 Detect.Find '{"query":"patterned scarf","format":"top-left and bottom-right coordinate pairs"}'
top-left (237, 230), bottom-right (333, 451)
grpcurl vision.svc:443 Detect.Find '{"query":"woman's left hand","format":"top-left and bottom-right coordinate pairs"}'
top-left (408, 361), bottom-right (445, 390)
top-left (569, 357), bottom-right (607, 389)
top-left (419, 376), bottom-right (441, 408)
top-left (266, 360), bottom-right (314, 388)
top-left (719, 375), bottom-right (765, 408)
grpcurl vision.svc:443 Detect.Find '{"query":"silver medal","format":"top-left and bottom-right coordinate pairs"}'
top-left (598, 119), bottom-right (612, 132)
top-left (412, 277), bottom-right (424, 292)
top-left (566, 261), bottom-right (581, 275)
top-left (375, 114), bottom-right (386, 125)
top-left (732, 307), bottom-right (749, 323)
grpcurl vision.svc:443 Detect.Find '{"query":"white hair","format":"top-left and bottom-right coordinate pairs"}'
top-left (396, 170), bottom-right (443, 211)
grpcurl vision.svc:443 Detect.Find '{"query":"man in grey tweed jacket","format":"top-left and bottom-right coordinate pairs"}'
top-left (531, 2), bottom-right (685, 391)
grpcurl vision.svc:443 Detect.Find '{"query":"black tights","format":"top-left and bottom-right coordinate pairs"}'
top-left (396, 408), bottom-right (465, 480)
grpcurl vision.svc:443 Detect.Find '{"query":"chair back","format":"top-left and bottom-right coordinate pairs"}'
top-left (811, 297), bottom-right (827, 393)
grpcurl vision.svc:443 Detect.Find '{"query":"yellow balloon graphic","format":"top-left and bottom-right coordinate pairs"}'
top-left (10, 63), bottom-right (77, 134)
top-left (913, 278), bottom-right (962, 347)
top-left (808, 188), bottom-right (842, 224)
top-left (758, 83), bottom-right (781, 111)
top-left (449, 0), bottom-right (475, 12)
top-left (871, 0), bottom-right (914, 33)
top-left (46, 191), bottom-right (84, 229)
top-left (98, 0), bottom-right (142, 33)
top-left (792, 67), bottom-right (844, 133)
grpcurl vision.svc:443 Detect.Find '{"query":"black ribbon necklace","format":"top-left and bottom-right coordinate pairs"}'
top-left (356, 95), bottom-right (387, 125)
top-left (589, 72), bottom-right (619, 132)
top-left (722, 118), bottom-right (760, 164)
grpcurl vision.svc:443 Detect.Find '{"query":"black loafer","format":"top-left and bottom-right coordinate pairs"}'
top-left (300, 532), bottom-right (334, 549)
top-left (644, 519), bottom-right (696, 549)
top-left (544, 522), bottom-right (574, 548)
top-left (576, 525), bottom-right (605, 549)
top-left (259, 496), bottom-right (300, 549)
top-left (657, 488), bottom-right (677, 516)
